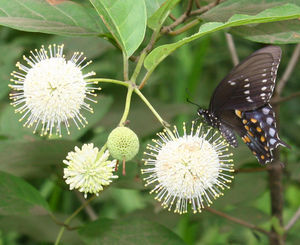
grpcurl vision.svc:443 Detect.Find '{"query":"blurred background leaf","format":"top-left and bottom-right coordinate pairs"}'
top-left (78, 218), bottom-right (186, 245)
top-left (0, 0), bottom-right (108, 36)
top-left (0, 171), bottom-right (51, 216)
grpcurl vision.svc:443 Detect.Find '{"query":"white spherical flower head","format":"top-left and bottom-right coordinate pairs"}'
top-left (142, 122), bottom-right (234, 214)
top-left (9, 44), bottom-right (100, 137)
top-left (63, 143), bottom-right (118, 198)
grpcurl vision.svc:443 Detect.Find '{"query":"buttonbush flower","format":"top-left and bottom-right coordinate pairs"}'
top-left (63, 143), bottom-right (118, 198)
top-left (142, 122), bottom-right (234, 214)
top-left (9, 44), bottom-right (99, 137)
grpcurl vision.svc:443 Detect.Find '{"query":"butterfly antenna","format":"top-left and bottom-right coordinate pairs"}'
top-left (186, 88), bottom-right (202, 108)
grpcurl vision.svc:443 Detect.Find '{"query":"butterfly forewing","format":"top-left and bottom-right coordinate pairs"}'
top-left (209, 46), bottom-right (281, 112)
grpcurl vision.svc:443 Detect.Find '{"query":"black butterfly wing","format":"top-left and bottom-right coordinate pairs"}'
top-left (218, 105), bottom-right (290, 165)
top-left (209, 46), bottom-right (281, 112)
top-left (196, 46), bottom-right (290, 164)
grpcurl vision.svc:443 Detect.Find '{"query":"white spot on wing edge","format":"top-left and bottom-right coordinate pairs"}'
top-left (267, 117), bottom-right (273, 125)
top-left (269, 128), bottom-right (276, 137)
top-left (246, 96), bottom-right (253, 102)
top-left (262, 107), bottom-right (270, 115)
top-left (261, 86), bottom-right (267, 91)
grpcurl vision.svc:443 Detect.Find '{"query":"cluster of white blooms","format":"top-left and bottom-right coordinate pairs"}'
top-left (9, 44), bottom-right (234, 211)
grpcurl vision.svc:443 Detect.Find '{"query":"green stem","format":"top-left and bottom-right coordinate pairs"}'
top-left (123, 52), bottom-right (129, 81)
top-left (138, 70), bottom-right (153, 90)
top-left (86, 78), bottom-right (128, 87)
top-left (119, 83), bottom-right (134, 126)
top-left (133, 87), bottom-right (174, 139)
top-left (131, 51), bottom-right (147, 84)
top-left (54, 195), bottom-right (97, 245)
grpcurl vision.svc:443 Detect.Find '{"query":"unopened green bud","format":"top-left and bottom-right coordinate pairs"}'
top-left (107, 127), bottom-right (139, 161)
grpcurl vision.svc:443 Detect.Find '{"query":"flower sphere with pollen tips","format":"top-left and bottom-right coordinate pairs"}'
top-left (142, 122), bottom-right (234, 214)
top-left (9, 44), bottom-right (100, 137)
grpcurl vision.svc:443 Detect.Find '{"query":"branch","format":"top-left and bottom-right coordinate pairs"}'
top-left (186, 0), bottom-right (194, 16)
top-left (225, 33), bottom-right (239, 66)
top-left (268, 151), bottom-right (285, 244)
top-left (195, 0), bottom-right (201, 8)
top-left (75, 191), bottom-right (98, 221)
top-left (190, 0), bottom-right (225, 16)
top-left (272, 90), bottom-right (300, 105)
top-left (204, 206), bottom-right (270, 236)
top-left (285, 206), bottom-right (300, 232)
top-left (276, 43), bottom-right (300, 96)
top-left (161, 0), bottom-right (226, 35)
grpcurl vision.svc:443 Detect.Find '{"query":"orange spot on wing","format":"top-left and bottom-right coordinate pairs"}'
top-left (235, 110), bottom-right (242, 118)
top-left (251, 118), bottom-right (257, 123)
top-left (244, 136), bottom-right (250, 143)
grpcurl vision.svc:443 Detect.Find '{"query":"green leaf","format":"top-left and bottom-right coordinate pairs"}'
top-left (0, 103), bottom-right (42, 140)
top-left (0, 95), bottom-right (113, 141)
top-left (0, 140), bottom-right (81, 178)
top-left (0, 171), bottom-right (51, 216)
top-left (61, 95), bottom-right (113, 141)
top-left (144, 4), bottom-right (300, 72)
top-left (0, 42), bottom-right (23, 100)
top-left (145, 0), bottom-right (166, 19)
top-left (147, 0), bottom-right (181, 30)
top-left (201, 0), bottom-right (300, 44)
top-left (0, 214), bottom-right (82, 244)
top-left (227, 206), bottom-right (269, 225)
top-left (213, 171), bottom-right (268, 207)
top-left (0, 0), bottom-right (108, 36)
top-left (271, 216), bottom-right (285, 235)
top-left (201, 0), bottom-right (298, 22)
top-left (89, 0), bottom-right (147, 57)
top-left (78, 218), bottom-right (186, 245)
top-left (228, 20), bottom-right (300, 44)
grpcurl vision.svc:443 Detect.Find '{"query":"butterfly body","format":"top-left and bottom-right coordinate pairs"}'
top-left (197, 46), bottom-right (290, 165)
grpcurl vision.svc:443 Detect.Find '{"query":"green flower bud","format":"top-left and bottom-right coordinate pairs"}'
top-left (107, 127), bottom-right (139, 161)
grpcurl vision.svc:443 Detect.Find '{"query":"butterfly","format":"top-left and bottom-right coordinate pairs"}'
top-left (196, 46), bottom-right (290, 165)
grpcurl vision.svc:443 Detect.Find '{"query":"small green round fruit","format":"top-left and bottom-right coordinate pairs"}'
top-left (107, 127), bottom-right (139, 161)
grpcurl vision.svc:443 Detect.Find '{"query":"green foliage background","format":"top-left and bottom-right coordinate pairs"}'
top-left (0, 0), bottom-right (299, 244)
